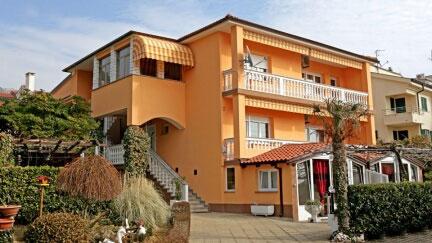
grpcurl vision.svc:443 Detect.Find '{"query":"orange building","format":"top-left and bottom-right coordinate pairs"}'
top-left (52, 15), bottom-right (380, 221)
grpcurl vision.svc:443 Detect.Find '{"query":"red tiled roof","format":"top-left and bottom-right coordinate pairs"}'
top-left (0, 91), bottom-right (15, 99)
top-left (348, 152), bottom-right (389, 164)
top-left (242, 143), bottom-right (330, 165)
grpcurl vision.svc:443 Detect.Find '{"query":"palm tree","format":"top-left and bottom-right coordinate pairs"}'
top-left (313, 98), bottom-right (369, 233)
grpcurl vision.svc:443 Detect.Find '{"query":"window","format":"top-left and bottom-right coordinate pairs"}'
top-left (302, 72), bottom-right (322, 83)
top-left (297, 161), bottom-right (312, 204)
top-left (410, 164), bottom-right (418, 182)
top-left (393, 130), bottom-right (409, 141)
top-left (226, 167), bottom-right (235, 191)
top-left (421, 97), bottom-right (428, 112)
top-left (246, 116), bottom-right (269, 138)
top-left (259, 170), bottom-right (277, 191)
top-left (117, 46), bottom-right (130, 79)
top-left (140, 58), bottom-right (157, 77)
top-left (164, 62), bottom-right (182, 80)
top-left (306, 127), bottom-right (324, 142)
top-left (390, 97), bottom-right (406, 113)
top-left (381, 163), bottom-right (396, 182)
top-left (352, 163), bottom-right (364, 185)
top-left (330, 77), bottom-right (337, 86)
top-left (244, 53), bottom-right (268, 72)
top-left (99, 56), bottom-right (111, 86)
top-left (371, 163), bottom-right (380, 172)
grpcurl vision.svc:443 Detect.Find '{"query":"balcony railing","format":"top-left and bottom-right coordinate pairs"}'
top-left (383, 106), bottom-right (425, 125)
top-left (105, 144), bottom-right (125, 165)
top-left (224, 137), bottom-right (306, 160)
top-left (223, 69), bottom-right (368, 105)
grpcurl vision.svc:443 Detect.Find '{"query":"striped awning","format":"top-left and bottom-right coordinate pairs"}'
top-left (133, 35), bottom-right (194, 66)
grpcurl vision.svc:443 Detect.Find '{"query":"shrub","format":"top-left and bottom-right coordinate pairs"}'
top-left (0, 132), bottom-right (14, 166)
top-left (348, 182), bottom-right (432, 238)
top-left (114, 176), bottom-right (170, 231)
top-left (123, 126), bottom-right (150, 177)
top-left (0, 166), bottom-right (114, 224)
top-left (24, 212), bottom-right (90, 242)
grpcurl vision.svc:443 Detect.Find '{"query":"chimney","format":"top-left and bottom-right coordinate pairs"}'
top-left (25, 72), bottom-right (35, 91)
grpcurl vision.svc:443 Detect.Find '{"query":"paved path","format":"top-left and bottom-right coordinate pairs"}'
top-left (190, 212), bottom-right (432, 243)
top-left (191, 212), bottom-right (330, 242)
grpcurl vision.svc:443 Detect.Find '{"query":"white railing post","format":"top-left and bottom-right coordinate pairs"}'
top-left (183, 184), bottom-right (189, 201)
top-left (233, 69), bottom-right (368, 106)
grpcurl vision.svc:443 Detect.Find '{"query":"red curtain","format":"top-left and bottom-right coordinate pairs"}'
top-left (313, 160), bottom-right (329, 204)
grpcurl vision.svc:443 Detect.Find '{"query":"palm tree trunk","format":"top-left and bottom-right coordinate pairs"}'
top-left (332, 136), bottom-right (350, 233)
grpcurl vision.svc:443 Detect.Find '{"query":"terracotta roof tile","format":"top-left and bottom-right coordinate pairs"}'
top-left (242, 143), bottom-right (330, 165)
top-left (348, 152), bottom-right (389, 164)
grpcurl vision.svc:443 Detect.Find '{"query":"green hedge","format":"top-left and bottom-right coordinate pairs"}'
top-left (349, 182), bottom-right (432, 238)
top-left (0, 166), bottom-right (115, 224)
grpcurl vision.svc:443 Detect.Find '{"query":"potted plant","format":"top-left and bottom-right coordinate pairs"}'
top-left (0, 195), bottom-right (21, 218)
top-left (305, 200), bottom-right (322, 223)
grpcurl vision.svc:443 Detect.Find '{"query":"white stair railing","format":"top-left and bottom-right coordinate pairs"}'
top-left (148, 150), bottom-right (189, 201)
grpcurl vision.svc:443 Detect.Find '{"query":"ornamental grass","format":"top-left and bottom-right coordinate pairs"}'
top-left (114, 176), bottom-right (171, 231)
top-left (57, 155), bottom-right (122, 201)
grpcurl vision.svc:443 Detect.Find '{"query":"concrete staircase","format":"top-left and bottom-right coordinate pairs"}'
top-left (188, 188), bottom-right (209, 213)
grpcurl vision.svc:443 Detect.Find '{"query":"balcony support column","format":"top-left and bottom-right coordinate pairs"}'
top-left (231, 25), bottom-right (244, 89)
top-left (233, 94), bottom-right (246, 159)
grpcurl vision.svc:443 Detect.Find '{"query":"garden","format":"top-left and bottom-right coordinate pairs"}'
top-left (0, 92), bottom-right (190, 242)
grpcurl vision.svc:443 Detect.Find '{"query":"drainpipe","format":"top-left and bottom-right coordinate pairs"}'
top-left (273, 164), bottom-right (284, 217)
top-left (414, 80), bottom-right (425, 133)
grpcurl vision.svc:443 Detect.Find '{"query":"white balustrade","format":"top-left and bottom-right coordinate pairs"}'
top-left (246, 138), bottom-right (304, 150)
top-left (224, 138), bottom-right (235, 160)
top-left (104, 145), bottom-right (188, 201)
top-left (223, 69), bottom-right (368, 105)
top-left (105, 144), bottom-right (125, 165)
top-left (224, 137), bottom-right (306, 160)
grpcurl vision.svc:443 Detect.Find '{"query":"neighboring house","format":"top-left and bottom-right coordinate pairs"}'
top-left (51, 15), bottom-right (378, 221)
top-left (372, 66), bottom-right (432, 142)
top-left (0, 72), bottom-right (36, 105)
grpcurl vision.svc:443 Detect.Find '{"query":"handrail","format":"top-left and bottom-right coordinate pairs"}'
top-left (149, 149), bottom-right (187, 185)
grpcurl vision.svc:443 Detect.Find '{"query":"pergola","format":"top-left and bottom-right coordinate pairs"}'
top-left (14, 138), bottom-right (101, 166)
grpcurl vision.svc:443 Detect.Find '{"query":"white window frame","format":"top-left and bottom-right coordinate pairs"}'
top-left (225, 166), bottom-right (236, 192)
top-left (116, 45), bottom-right (131, 79)
top-left (420, 96), bottom-right (429, 112)
top-left (302, 71), bottom-right (322, 83)
top-left (246, 116), bottom-right (270, 139)
top-left (409, 163), bottom-right (419, 182)
top-left (258, 169), bottom-right (278, 192)
top-left (305, 126), bottom-right (324, 143)
top-left (347, 160), bottom-right (366, 185)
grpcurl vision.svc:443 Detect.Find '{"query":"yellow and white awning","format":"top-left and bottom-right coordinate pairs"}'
top-left (133, 35), bottom-right (194, 66)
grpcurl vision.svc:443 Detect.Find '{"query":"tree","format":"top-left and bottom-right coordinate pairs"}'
top-left (313, 99), bottom-right (369, 233)
top-left (0, 91), bottom-right (98, 140)
top-left (123, 126), bottom-right (151, 177)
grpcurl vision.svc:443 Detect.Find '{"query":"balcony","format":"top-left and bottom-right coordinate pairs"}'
top-left (383, 107), bottom-right (425, 126)
top-left (223, 69), bottom-right (368, 106)
top-left (224, 137), bottom-right (306, 160)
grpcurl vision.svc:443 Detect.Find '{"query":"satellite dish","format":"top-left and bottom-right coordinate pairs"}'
top-left (245, 45), bottom-right (254, 66)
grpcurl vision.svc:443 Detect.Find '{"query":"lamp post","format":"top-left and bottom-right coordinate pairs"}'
top-left (36, 176), bottom-right (50, 217)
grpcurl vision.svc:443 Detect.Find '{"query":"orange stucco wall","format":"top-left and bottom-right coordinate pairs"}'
top-left (52, 70), bottom-right (92, 101)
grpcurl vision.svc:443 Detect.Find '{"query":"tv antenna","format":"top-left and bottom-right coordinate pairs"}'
top-left (374, 49), bottom-right (388, 68)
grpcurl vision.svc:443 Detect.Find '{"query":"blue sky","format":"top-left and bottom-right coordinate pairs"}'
top-left (1, 0), bottom-right (432, 90)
